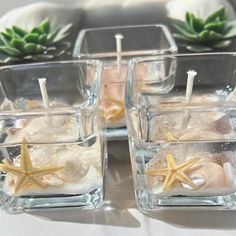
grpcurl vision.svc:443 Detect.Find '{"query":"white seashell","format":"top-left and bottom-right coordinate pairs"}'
top-left (189, 161), bottom-right (226, 189)
top-left (214, 114), bottom-right (232, 134)
top-left (181, 173), bottom-right (205, 190)
top-left (223, 162), bottom-right (235, 187)
top-left (6, 116), bottom-right (79, 143)
top-left (213, 152), bottom-right (235, 166)
top-left (61, 159), bottom-right (89, 181)
top-left (14, 119), bottom-right (26, 129)
top-left (179, 131), bottom-right (223, 141)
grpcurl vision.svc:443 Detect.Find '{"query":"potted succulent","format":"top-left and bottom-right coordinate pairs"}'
top-left (167, 0), bottom-right (236, 52)
top-left (0, 2), bottom-right (82, 64)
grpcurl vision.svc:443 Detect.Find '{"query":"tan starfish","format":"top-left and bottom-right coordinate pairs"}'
top-left (145, 153), bottom-right (198, 192)
top-left (0, 138), bottom-right (63, 194)
top-left (101, 97), bottom-right (125, 122)
top-left (166, 131), bottom-right (177, 142)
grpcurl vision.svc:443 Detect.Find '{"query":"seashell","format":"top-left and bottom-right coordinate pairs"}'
top-left (190, 152), bottom-right (213, 162)
top-left (214, 114), bottom-right (232, 134)
top-left (179, 131), bottom-right (223, 141)
top-left (223, 162), bottom-right (235, 187)
top-left (43, 175), bottom-right (64, 187)
top-left (189, 161), bottom-right (226, 189)
top-left (213, 152), bottom-right (235, 166)
top-left (14, 119), bottom-right (27, 129)
top-left (181, 173), bottom-right (205, 190)
top-left (5, 116), bottom-right (78, 143)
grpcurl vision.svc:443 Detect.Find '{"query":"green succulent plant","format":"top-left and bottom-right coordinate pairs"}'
top-left (172, 7), bottom-right (236, 52)
top-left (0, 18), bottom-right (72, 63)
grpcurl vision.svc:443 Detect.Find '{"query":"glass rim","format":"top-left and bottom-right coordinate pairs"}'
top-left (126, 52), bottom-right (236, 110)
top-left (0, 59), bottom-right (103, 115)
top-left (73, 24), bottom-right (178, 59)
top-left (129, 51), bottom-right (236, 64)
top-left (0, 59), bottom-right (102, 71)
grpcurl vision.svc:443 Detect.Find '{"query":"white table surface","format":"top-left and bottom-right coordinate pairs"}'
top-left (1, 157), bottom-right (236, 236)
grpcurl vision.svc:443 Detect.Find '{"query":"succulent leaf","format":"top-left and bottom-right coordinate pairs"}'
top-left (24, 43), bottom-right (38, 54)
top-left (52, 23), bottom-right (72, 43)
top-left (10, 38), bottom-right (25, 51)
top-left (224, 20), bottom-right (236, 38)
top-left (192, 16), bottom-right (205, 33)
top-left (31, 26), bottom-right (44, 35)
top-left (2, 32), bottom-right (13, 41)
top-left (46, 31), bottom-right (58, 45)
top-left (173, 22), bottom-right (197, 40)
top-left (38, 18), bottom-right (50, 34)
top-left (0, 46), bottom-right (22, 56)
top-left (208, 31), bottom-right (223, 40)
top-left (36, 45), bottom-right (46, 53)
top-left (0, 18), bottom-right (72, 63)
top-left (204, 21), bottom-right (226, 33)
top-left (173, 33), bottom-right (191, 41)
top-left (37, 34), bottom-right (47, 45)
top-left (6, 28), bottom-right (15, 37)
top-left (23, 33), bottom-right (39, 43)
top-left (213, 39), bottom-right (232, 48)
top-left (186, 44), bottom-right (213, 52)
top-left (198, 30), bottom-right (210, 40)
top-left (186, 12), bottom-right (196, 34)
top-left (0, 34), bottom-right (10, 46)
top-left (205, 7), bottom-right (227, 23)
top-left (24, 54), bottom-right (54, 61)
top-left (12, 26), bottom-right (27, 37)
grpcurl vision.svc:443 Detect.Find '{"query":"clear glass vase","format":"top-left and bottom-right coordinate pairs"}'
top-left (125, 52), bottom-right (236, 211)
top-left (73, 24), bottom-right (177, 161)
top-left (0, 60), bottom-right (106, 213)
top-left (73, 24), bottom-right (177, 131)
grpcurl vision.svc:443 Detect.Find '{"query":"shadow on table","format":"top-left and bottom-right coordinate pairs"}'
top-left (28, 152), bottom-right (236, 230)
top-left (143, 208), bottom-right (236, 229)
top-left (28, 157), bottom-right (141, 228)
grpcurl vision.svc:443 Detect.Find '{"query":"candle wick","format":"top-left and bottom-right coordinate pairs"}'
top-left (114, 33), bottom-right (124, 76)
top-left (38, 78), bottom-right (51, 123)
top-left (185, 70), bottom-right (197, 103)
top-left (38, 78), bottom-right (50, 109)
top-left (182, 70), bottom-right (197, 128)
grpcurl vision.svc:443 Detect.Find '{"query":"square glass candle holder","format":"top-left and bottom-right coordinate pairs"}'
top-left (0, 60), bottom-right (106, 213)
top-left (125, 52), bottom-right (236, 211)
top-left (73, 24), bottom-right (177, 131)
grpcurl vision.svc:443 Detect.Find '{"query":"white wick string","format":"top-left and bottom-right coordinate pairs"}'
top-left (38, 78), bottom-right (51, 123)
top-left (114, 33), bottom-right (124, 75)
top-left (38, 78), bottom-right (50, 109)
top-left (185, 70), bottom-right (197, 103)
top-left (183, 70), bottom-right (197, 128)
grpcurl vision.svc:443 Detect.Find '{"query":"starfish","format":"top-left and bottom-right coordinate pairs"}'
top-left (0, 138), bottom-right (63, 194)
top-left (166, 131), bottom-right (177, 142)
top-left (145, 153), bottom-right (198, 192)
top-left (101, 97), bottom-right (125, 122)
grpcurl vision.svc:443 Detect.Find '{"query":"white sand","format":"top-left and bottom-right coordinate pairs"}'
top-left (2, 116), bottom-right (103, 197)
